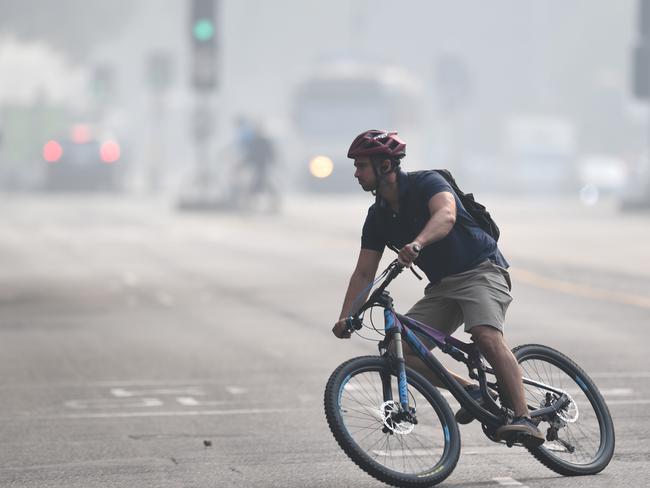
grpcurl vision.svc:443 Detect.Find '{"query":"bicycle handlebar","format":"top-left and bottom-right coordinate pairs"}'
top-left (344, 243), bottom-right (423, 334)
top-left (344, 259), bottom-right (405, 332)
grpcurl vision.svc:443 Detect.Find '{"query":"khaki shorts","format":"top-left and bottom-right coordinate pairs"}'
top-left (406, 260), bottom-right (513, 336)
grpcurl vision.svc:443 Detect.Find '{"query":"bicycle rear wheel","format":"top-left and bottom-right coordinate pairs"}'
top-left (513, 344), bottom-right (615, 475)
top-left (324, 356), bottom-right (460, 487)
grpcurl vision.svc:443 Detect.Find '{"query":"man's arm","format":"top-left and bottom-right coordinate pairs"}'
top-left (333, 248), bottom-right (383, 338)
top-left (398, 191), bottom-right (456, 266)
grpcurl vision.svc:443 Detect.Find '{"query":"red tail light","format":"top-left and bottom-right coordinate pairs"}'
top-left (43, 140), bottom-right (63, 163)
top-left (100, 140), bottom-right (120, 163)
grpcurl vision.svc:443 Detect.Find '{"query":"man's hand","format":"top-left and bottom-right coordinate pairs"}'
top-left (332, 318), bottom-right (352, 339)
top-left (397, 241), bottom-right (422, 267)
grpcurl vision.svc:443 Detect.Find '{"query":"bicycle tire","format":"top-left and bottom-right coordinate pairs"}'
top-left (324, 356), bottom-right (460, 487)
top-left (513, 344), bottom-right (615, 476)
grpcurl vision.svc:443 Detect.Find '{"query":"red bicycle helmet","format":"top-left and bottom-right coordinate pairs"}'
top-left (347, 130), bottom-right (406, 159)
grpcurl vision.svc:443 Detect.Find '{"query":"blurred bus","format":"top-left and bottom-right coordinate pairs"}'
top-left (503, 116), bottom-right (578, 193)
top-left (290, 63), bottom-right (426, 192)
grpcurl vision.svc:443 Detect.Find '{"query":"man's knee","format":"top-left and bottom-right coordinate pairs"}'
top-left (470, 325), bottom-right (505, 356)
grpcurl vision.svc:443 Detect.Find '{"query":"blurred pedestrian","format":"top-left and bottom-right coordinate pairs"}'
top-left (233, 118), bottom-right (280, 213)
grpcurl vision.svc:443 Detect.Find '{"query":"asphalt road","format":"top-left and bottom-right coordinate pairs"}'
top-left (0, 192), bottom-right (648, 487)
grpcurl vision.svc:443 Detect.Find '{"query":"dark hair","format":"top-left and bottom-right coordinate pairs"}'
top-left (370, 155), bottom-right (401, 173)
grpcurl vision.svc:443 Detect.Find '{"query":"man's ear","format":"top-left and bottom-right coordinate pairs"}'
top-left (381, 159), bottom-right (392, 174)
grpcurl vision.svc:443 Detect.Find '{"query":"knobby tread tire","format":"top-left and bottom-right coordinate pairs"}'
top-left (513, 344), bottom-right (615, 476)
top-left (324, 356), bottom-right (461, 487)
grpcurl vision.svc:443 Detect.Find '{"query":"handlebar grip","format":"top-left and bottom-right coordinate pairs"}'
top-left (345, 316), bottom-right (362, 331)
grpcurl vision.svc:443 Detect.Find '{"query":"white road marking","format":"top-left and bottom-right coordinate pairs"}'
top-left (372, 449), bottom-right (439, 457)
top-left (226, 386), bottom-right (247, 395)
top-left (493, 477), bottom-right (528, 487)
top-left (176, 396), bottom-right (199, 406)
top-left (607, 399), bottom-right (650, 405)
top-left (122, 272), bottom-right (139, 287)
top-left (155, 292), bottom-right (175, 307)
top-left (175, 396), bottom-right (228, 407)
top-left (297, 394), bottom-right (313, 403)
top-left (65, 398), bottom-right (163, 409)
top-left (591, 371), bottom-right (650, 379)
top-left (599, 388), bottom-right (634, 396)
top-left (110, 387), bottom-right (205, 397)
top-left (46, 407), bottom-right (301, 420)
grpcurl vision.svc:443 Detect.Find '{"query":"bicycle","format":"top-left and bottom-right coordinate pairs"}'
top-left (324, 259), bottom-right (615, 487)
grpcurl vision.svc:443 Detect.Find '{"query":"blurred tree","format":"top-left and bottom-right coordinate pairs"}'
top-left (0, 0), bottom-right (135, 58)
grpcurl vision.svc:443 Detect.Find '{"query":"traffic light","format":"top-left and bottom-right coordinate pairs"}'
top-left (190, 0), bottom-right (218, 91)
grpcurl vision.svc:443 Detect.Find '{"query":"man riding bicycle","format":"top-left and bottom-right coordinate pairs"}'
top-left (332, 129), bottom-right (545, 444)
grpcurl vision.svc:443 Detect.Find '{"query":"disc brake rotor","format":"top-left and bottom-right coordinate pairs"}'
top-left (557, 391), bottom-right (579, 423)
top-left (379, 400), bottom-right (415, 435)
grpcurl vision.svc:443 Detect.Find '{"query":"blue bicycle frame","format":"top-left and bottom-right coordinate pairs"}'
top-left (382, 308), bottom-right (504, 428)
top-left (347, 259), bottom-right (572, 429)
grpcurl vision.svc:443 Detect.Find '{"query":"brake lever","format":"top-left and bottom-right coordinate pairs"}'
top-left (409, 266), bottom-right (423, 280)
top-left (408, 243), bottom-right (423, 280)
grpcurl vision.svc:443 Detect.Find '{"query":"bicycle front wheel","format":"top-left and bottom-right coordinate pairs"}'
top-left (513, 344), bottom-right (615, 476)
top-left (324, 356), bottom-right (460, 487)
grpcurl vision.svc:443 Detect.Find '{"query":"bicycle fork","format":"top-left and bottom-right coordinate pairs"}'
top-left (382, 309), bottom-right (410, 412)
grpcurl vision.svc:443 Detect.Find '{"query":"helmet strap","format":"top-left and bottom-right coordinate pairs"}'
top-left (370, 157), bottom-right (397, 194)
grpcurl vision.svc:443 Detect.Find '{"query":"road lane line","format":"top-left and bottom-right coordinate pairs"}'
top-left (493, 477), bottom-right (528, 487)
top-left (511, 267), bottom-right (650, 309)
top-left (591, 372), bottom-right (650, 379)
top-left (226, 386), bottom-right (247, 395)
top-left (34, 407), bottom-right (303, 420)
top-left (65, 398), bottom-right (163, 409)
top-left (176, 396), bottom-right (200, 406)
top-left (110, 387), bottom-right (205, 397)
top-left (372, 449), bottom-right (438, 457)
top-left (176, 397), bottom-right (228, 406)
top-left (607, 399), bottom-right (650, 405)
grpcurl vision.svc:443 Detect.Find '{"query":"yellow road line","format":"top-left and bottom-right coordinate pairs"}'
top-left (510, 267), bottom-right (650, 310)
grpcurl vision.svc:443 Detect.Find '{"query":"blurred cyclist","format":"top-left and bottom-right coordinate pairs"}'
top-left (234, 118), bottom-right (280, 212)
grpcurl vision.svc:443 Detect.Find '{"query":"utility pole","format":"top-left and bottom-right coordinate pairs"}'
top-left (629, 0), bottom-right (650, 208)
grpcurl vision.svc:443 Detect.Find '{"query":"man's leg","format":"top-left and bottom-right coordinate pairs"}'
top-left (401, 292), bottom-right (472, 389)
top-left (470, 325), bottom-right (545, 444)
top-left (469, 325), bottom-right (527, 417)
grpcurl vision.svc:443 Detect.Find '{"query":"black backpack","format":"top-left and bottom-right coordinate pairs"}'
top-left (434, 169), bottom-right (500, 241)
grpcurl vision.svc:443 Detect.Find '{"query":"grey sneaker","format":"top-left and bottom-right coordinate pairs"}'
top-left (455, 384), bottom-right (497, 425)
top-left (495, 416), bottom-right (545, 447)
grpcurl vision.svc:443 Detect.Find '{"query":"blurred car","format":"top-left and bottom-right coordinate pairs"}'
top-left (620, 155), bottom-right (650, 211)
top-left (577, 154), bottom-right (628, 194)
top-left (42, 124), bottom-right (124, 192)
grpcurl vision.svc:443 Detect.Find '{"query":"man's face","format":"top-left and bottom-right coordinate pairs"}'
top-left (353, 157), bottom-right (377, 191)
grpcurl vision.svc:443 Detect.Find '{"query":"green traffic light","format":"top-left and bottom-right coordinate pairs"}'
top-left (193, 18), bottom-right (214, 41)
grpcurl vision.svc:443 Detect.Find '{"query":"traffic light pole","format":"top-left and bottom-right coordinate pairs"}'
top-left (192, 95), bottom-right (215, 198)
top-left (631, 0), bottom-right (650, 207)
top-left (179, 0), bottom-right (220, 209)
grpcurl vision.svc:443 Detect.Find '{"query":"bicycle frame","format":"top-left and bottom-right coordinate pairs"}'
top-left (349, 260), bottom-right (572, 429)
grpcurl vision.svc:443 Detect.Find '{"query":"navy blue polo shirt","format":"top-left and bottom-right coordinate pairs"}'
top-left (361, 169), bottom-right (508, 284)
